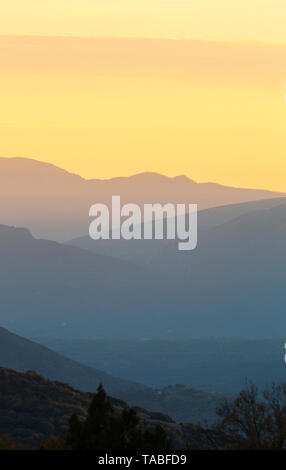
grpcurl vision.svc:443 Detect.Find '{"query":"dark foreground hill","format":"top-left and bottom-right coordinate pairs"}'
top-left (0, 327), bottom-right (144, 395)
top-left (0, 328), bottom-right (226, 424)
top-left (0, 367), bottom-right (204, 449)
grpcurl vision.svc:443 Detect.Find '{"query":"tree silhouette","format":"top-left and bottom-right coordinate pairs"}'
top-left (66, 384), bottom-right (172, 450)
top-left (208, 382), bottom-right (286, 449)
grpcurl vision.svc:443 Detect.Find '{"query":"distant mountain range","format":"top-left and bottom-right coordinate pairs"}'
top-left (0, 328), bottom-right (227, 427)
top-left (67, 199), bottom-right (286, 338)
top-left (1, 197), bottom-right (286, 338)
top-left (1, 156), bottom-right (285, 444)
top-left (0, 327), bottom-right (143, 395)
top-left (1, 157), bottom-right (286, 339)
top-left (41, 337), bottom-right (286, 395)
top-left (0, 157), bottom-right (284, 241)
top-left (68, 196), bottom-right (285, 267)
top-left (0, 224), bottom-right (184, 338)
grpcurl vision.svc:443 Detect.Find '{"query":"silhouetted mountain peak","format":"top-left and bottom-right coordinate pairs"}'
top-left (102, 172), bottom-right (197, 184)
top-left (0, 157), bottom-right (83, 181)
top-left (173, 174), bottom-right (196, 184)
top-left (0, 156), bottom-right (285, 242)
top-left (0, 224), bottom-right (33, 242)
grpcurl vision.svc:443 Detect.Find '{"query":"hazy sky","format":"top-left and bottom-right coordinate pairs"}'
top-left (1, 2), bottom-right (286, 191)
top-left (1, 0), bottom-right (286, 42)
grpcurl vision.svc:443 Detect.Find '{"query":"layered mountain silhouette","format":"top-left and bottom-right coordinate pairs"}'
top-left (1, 196), bottom-right (286, 338)
top-left (1, 154), bottom-right (286, 339)
top-left (68, 197), bottom-right (285, 266)
top-left (68, 200), bottom-right (286, 338)
top-left (0, 157), bottom-right (284, 241)
top-left (0, 366), bottom-right (214, 449)
top-left (0, 224), bottom-right (185, 338)
top-left (41, 337), bottom-right (286, 395)
top-left (0, 329), bottom-right (227, 427)
top-left (0, 327), bottom-right (144, 394)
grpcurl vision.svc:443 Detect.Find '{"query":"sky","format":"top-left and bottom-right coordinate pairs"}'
top-left (1, 0), bottom-right (286, 43)
top-left (0, 1), bottom-right (286, 191)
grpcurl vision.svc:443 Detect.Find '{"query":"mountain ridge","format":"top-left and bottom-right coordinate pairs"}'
top-left (0, 157), bottom-right (284, 241)
top-left (0, 329), bottom-right (228, 427)
top-left (0, 327), bottom-right (146, 395)
top-left (0, 223), bottom-right (184, 339)
top-left (0, 365), bottom-right (209, 449)
top-left (2, 156), bottom-right (285, 192)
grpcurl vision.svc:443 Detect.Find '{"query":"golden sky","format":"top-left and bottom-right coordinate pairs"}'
top-left (1, 0), bottom-right (286, 43)
top-left (0, 2), bottom-right (286, 191)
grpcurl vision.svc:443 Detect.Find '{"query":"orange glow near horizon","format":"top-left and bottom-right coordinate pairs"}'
top-left (0, 34), bottom-right (286, 191)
